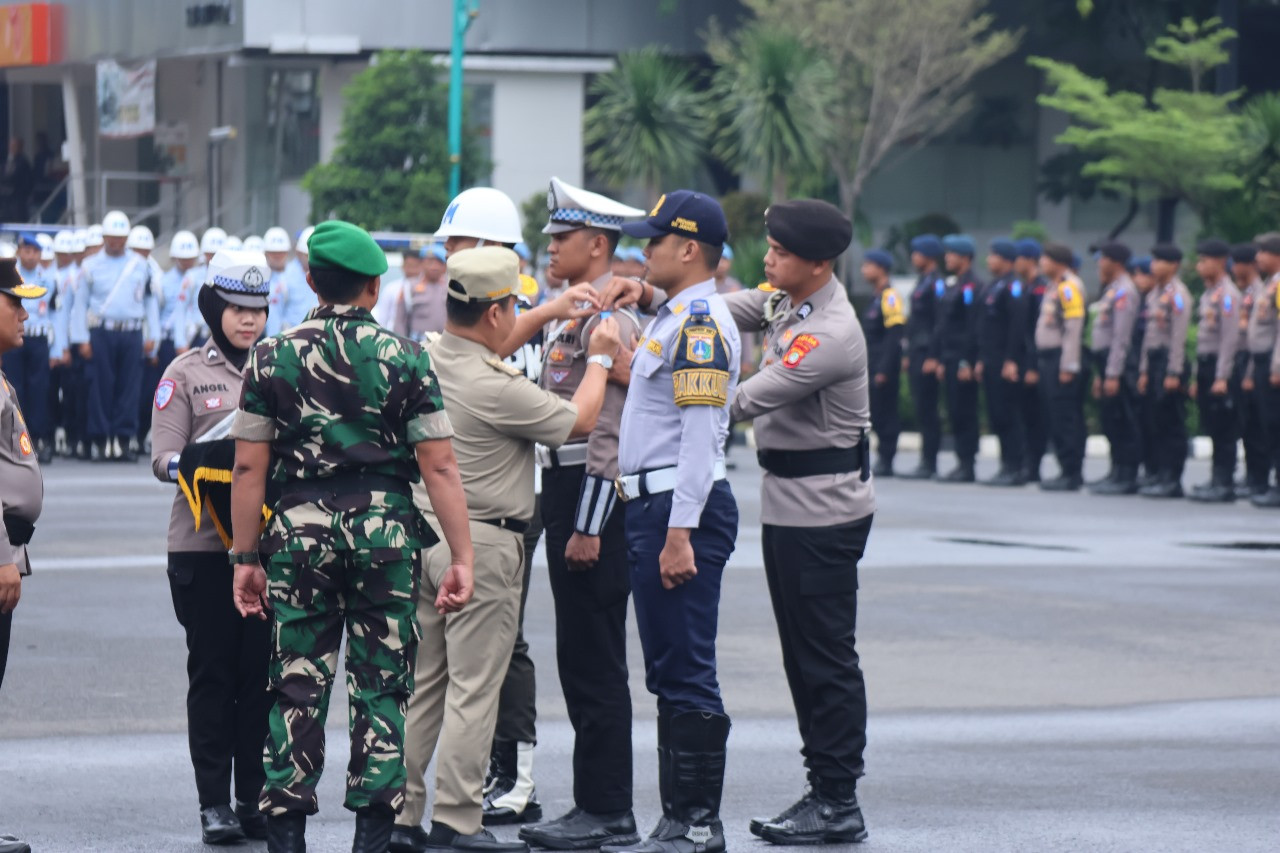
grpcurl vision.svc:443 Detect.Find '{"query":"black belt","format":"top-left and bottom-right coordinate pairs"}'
top-left (3, 512), bottom-right (35, 547)
top-left (279, 471), bottom-right (412, 501)
top-left (477, 517), bottom-right (530, 534)
top-left (758, 441), bottom-right (868, 481)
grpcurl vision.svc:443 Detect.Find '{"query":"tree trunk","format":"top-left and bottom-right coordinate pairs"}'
top-left (1155, 196), bottom-right (1179, 244)
top-left (1107, 190), bottom-right (1140, 240)
top-left (836, 174), bottom-right (857, 284)
top-left (770, 167), bottom-right (788, 204)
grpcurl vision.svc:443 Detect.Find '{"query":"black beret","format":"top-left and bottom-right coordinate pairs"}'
top-left (1257, 236), bottom-right (1280, 256)
top-left (1043, 242), bottom-right (1074, 266)
top-left (1098, 241), bottom-right (1131, 264)
top-left (1196, 238), bottom-right (1230, 259)
top-left (1152, 243), bottom-right (1183, 262)
top-left (765, 199), bottom-right (852, 261)
top-left (1231, 243), bottom-right (1257, 264)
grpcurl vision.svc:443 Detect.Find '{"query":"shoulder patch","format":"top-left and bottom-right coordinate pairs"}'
top-left (671, 315), bottom-right (730, 407)
top-left (1011, 280), bottom-right (1023, 299)
top-left (881, 290), bottom-right (905, 328)
top-left (484, 356), bottom-right (525, 377)
top-left (519, 274), bottom-right (540, 298)
top-left (934, 279), bottom-right (946, 298)
top-left (783, 333), bottom-right (820, 369)
top-left (1060, 280), bottom-right (1085, 320)
top-left (757, 282), bottom-right (777, 292)
top-left (155, 378), bottom-right (176, 410)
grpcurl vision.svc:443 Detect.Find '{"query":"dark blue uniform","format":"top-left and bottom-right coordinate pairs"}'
top-left (905, 271), bottom-right (942, 474)
top-left (1022, 275), bottom-right (1049, 480)
top-left (933, 271), bottom-right (981, 473)
top-left (978, 273), bottom-right (1028, 479)
top-left (861, 288), bottom-right (904, 471)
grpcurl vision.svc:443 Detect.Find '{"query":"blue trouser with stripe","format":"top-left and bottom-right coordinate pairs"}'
top-left (86, 327), bottom-right (143, 441)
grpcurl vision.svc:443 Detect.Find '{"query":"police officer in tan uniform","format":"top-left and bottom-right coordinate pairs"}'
top-left (520, 178), bottom-right (650, 852)
top-left (1189, 239), bottom-right (1242, 503)
top-left (1088, 242), bottom-right (1141, 495)
top-left (151, 249), bottom-right (273, 845)
top-left (1248, 237), bottom-right (1280, 507)
top-left (1035, 242), bottom-right (1087, 491)
top-left (1, 257), bottom-right (49, 853)
top-left (395, 247), bottom-right (621, 853)
top-left (1231, 243), bottom-right (1268, 499)
top-left (1138, 244), bottom-right (1194, 498)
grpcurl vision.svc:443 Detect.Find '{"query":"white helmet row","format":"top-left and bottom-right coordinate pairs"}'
top-left (242, 235), bottom-right (266, 252)
top-left (201, 227), bottom-right (227, 255)
top-left (102, 209), bottom-right (131, 237)
top-left (126, 225), bottom-right (155, 251)
top-left (53, 231), bottom-right (78, 254)
top-left (224, 235), bottom-right (243, 250)
top-left (263, 226), bottom-right (291, 253)
top-left (169, 230), bottom-right (200, 260)
top-left (85, 225), bottom-right (104, 247)
top-left (435, 187), bottom-right (522, 244)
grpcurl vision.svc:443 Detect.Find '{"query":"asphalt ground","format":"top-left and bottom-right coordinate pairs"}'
top-left (2, 450), bottom-right (1278, 852)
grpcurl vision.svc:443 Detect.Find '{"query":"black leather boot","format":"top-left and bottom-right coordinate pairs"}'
top-left (266, 811), bottom-right (307, 853)
top-left (353, 806), bottom-right (395, 853)
top-left (758, 777), bottom-right (867, 845)
top-left (602, 711), bottom-right (729, 853)
top-left (749, 788), bottom-right (814, 838)
top-left (236, 799), bottom-right (268, 840)
top-left (483, 741), bottom-right (542, 825)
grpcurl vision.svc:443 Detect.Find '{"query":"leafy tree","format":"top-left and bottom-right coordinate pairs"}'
top-left (706, 23), bottom-right (834, 202)
top-left (1030, 17), bottom-right (1246, 241)
top-left (302, 51), bottom-right (485, 231)
top-left (520, 191), bottom-right (550, 263)
top-left (583, 47), bottom-right (708, 203)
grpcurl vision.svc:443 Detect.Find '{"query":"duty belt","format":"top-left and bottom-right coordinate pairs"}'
top-left (279, 470), bottom-right (412, 502)
top-left (757, 441), bottom-right (869, 481)
top-left (614, 461), bottom-right (727, 503)
top-left (476, 516), bottom-right (530, 534)
top-left (535, 442), bottom-right (588, 469)
top-left (23, 325), bottom-right (52, 339)
top-left (90, 318), bottom-right (145, 332)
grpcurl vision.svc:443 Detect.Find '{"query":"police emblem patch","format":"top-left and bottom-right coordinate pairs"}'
top-left (549, 369), bottom-right (569, 384)
top-left (154, 378), bottom-right (176, 410)
top-left (783, 333), bottom-right (820, 369)
top-left (19, 432), bottom-right (33, 456)
top-left (244, 266), bottom-right (265, 288)
top-left (685, 329), bottom-right (715, 364)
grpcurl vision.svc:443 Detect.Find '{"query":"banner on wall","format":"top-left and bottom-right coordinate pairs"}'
top-left (97, 59), bottom-right (156, 138)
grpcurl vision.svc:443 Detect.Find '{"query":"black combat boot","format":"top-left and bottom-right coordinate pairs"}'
top-left (602, 711), bottom-right (730, 853)
top-left (236, 799), bottom-right (268, 840)
top-left (871, 457), bottom-right (894, 477)
top-left (1251, 485), bottom-right (1280, 508)
top-left (938, 463), bottom-right (975, 483)
top-left (1140, 475), bottom-right (1184, 498)
top-left (758, 776), bottom-right (868, 845)
top-left (266, 811), bottom-right (306, 853)
top-left (1039, 471), bottom-right (1082, 491)
top-left (1189, 469), bottom-right (1235, 503)
top-left (1092, 465), bottom-right (1138, 495)
top-left (352, 806), bottom-right (395, 853)
top-left (749, 787), bottom-right (815, 838)
top-left (984, 467), bottom-right (1027, 487)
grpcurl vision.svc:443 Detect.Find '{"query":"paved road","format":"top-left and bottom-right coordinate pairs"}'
top-left (2, 452), bottom-right (1279, 851)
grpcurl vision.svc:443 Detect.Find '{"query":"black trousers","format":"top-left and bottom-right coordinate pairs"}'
top-left (908, 348), bottom-right (941, 469)
top-left (541, 466), bottom-right (633, 813)
top-left (1037, 350), bottom-right (1084, 478)
top-left (1022, 377), bottom-right (1048, 477)
top-left (869, 366), bottom-right (901, 464)
top-left (1254, 355), bottom-right (1280, 485)
top-left (942, 361), bottom-right (979, 465)
top-left (1238, 354), bottom-right (1269, 489)
top-left (762, 516), bottom-right (873, 784)
top-left (1196, 356), bottom-right (1238, 477)
top-left (0, 607), bottom-right (11, 691)
top-left (1095, 353), bottom-right (1141, 472)
top-left (982, 361), bottom-right (1024, 473)
top-left (168, 552), bottom-right (273, 808)
top-left (1143, 350), bottom-right (1189, 481)
top-left (493, 495), bottom-right (542, 745)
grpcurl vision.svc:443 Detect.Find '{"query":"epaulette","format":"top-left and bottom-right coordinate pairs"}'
top-left (484, 356), bottom-right (525, 377)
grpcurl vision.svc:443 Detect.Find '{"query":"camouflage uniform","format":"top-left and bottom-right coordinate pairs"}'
top-left (232, 303), bottom-right (454, 817)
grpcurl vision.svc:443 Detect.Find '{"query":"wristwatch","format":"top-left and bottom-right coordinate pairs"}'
top-left (228, 550), bottom-right (261, 567)
top-left (587, 354), bottom-right (614, 370)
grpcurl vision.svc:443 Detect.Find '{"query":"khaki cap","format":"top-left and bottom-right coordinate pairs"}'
top-left (447, 246), bottom-right (519, 303)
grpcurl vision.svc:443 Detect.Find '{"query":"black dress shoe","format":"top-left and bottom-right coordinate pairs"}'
top-left (520, 808), bottom-right (641, 850)
top-left (1039, 474), bottom-right (1082, 492)
top-left (749, 790), bottom-right (814, 838)
top-left (391, 824), bottom-right (431, 853)
top-left (1140, 479), bottom-right (1184, 499)
top-left (757, 782), bottom-right (867, 846)
top-left (267, 812), bottom-right (307, 853)
top-left (1188, 484), bottom-right (1235, 503)
top-left (427, 821), bottom-right (530, 852)
top-left (1091, 477), bottom-right (1139, 495)
top-left (938, 465), bottom-right (974, 483)
top-left (0, 834), bottom-right (32, 853)
top-left (983, 469), bottom-right (1027, 487)
top-left (1251, 486), bottom-right (1280, 508)
top-left (200, 804), bottom-right (246, 845)
top-left (235, 800), bottom-right (267, 840)
top-left (898, 464), bottom-right (936, 480)
top-left (1086, 468), bottom-right (1116, 488)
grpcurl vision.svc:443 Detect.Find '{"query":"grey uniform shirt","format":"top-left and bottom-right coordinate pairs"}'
top-left (726, 277), bottom-right (876, 528)
top-left (1, 371), bottom-right (43, 574)
top-left (1139, 278), bottom-right (1193, 376)
top-left (618, 279), bottom-right (740, 528)
top-left (1091, 274), bottom-right (1139, 378)
top-left (540, 272), bottom-right (646, 481)
top-left (1238, 278), bottom-right (1262, 355)
top-left (1196, 276), bottom-right (1242, 381)
top-left (1034, 273), bottom-right (1086, 373)
top-left (394, 275), bottom-right (449, 340)
top-left (150, 345), bottom-right (246, 552)
top-left (1247, 274), bottom-right (1280, 377)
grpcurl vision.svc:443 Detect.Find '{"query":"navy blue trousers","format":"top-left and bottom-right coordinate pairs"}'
top-left (86, 327), bottom-right (143, 441)
top-left (626, 480), bottom-right (737, 715)
top-left (2, 334), bottom-right (51, 440)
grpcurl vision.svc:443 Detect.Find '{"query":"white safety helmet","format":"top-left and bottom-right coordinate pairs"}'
top-left (223, 235), bottom-right (243, 250)
top-left (53, 230), bottom-right (78, 254)
top-left (40, 244), bottom-right (54, 262)
top-left (35, 233), bottom-right (53, 250)
top-left (263, 226), bottom-right (292, 253)
top-left (85, 225), bottom-right (104, 247)
top-left (102, 209), bottom-right (131, 237)
top-left (0, 243), bottom-right (15, 259)
top-left (169, 230), bottom-right (200, 260)
top-left (126, 225), bottom-right (155, 251)
top-left (434, 187), bottom-right (522, 244)
top-left (200, 227), bottom-right (227, 255)
top-left (295, 225), bottom-right (315, 255)
top-left (243, 235), bottom-right (266, 252)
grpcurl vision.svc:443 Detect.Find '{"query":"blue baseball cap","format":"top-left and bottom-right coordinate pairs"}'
top-left (17, 232), bottom-right (41, 249)
top-left (1015, 238), bottom-right (1042, 260)
top-left (910, 234), bottom-right (944, 260)
top-left (514, 242), bottom-right (531, 261)
top-left (621, 190), bottom-right (729, 247)
top-left (864, 249), bottom-right (894, 271)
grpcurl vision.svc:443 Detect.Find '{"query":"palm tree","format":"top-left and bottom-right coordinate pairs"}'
top-left (583, 47), bottom-right (708, 202)
top-left (709, 24), bottom-right (834, 202)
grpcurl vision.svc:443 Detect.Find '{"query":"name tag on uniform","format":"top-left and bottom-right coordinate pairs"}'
top-left (645, 338), bottom-right (663, 357)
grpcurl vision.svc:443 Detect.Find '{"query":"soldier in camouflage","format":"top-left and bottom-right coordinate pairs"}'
top-left (229, 220), bottom-right (474, 853)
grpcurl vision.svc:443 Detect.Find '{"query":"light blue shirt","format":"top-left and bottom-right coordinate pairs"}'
top-left (275, 262), bottom-right (317, 333)
top-left (71, 249), bottom-right (161, 342)
top-left (618, 279), bottom-right (740, 528)
top-left (58, 263), bottom-right (85, 346)
top-left (17, 262), bottom-right (64, 357)
top-left (158, 266), bottom-right (193, 343)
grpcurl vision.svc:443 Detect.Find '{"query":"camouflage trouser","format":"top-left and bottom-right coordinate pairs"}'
top-left (259, 548), bottom-right (422, 816)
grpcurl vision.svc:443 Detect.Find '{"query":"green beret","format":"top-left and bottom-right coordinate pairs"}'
top-left (307, 220), bottom-right (388, 278)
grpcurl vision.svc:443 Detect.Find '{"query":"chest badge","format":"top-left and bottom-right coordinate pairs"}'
top-left (204, 397), bottom-right (223, 410)
top-left (645, 338), bottom-right (664, 357)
